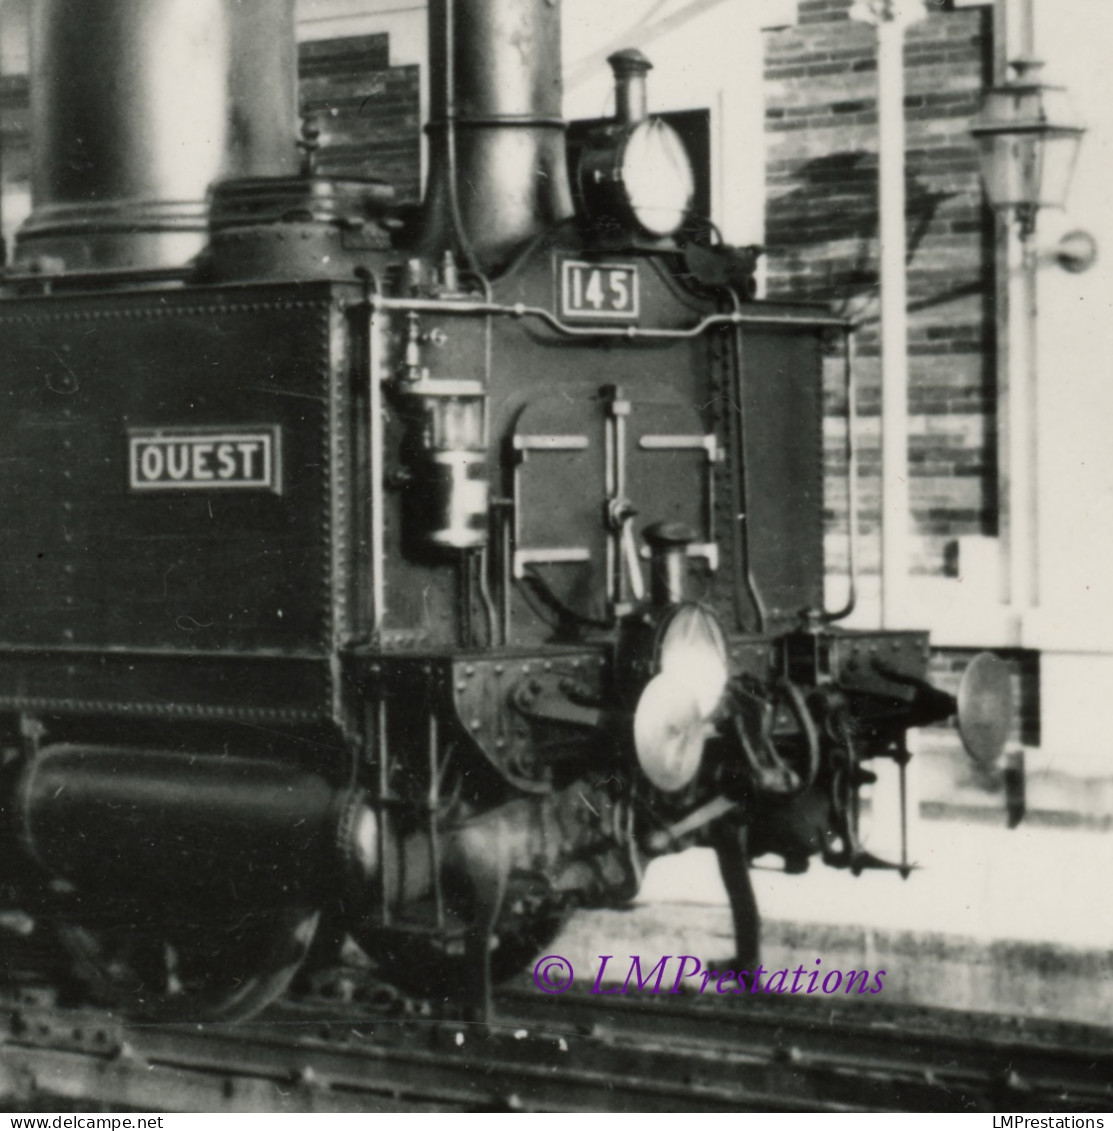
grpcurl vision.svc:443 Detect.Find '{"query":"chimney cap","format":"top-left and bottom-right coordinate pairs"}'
top-left (607, 48), bottom-right (653, 78)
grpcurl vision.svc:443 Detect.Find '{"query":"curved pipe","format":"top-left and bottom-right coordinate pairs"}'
top-left (823, 328), bottom-right (860, 623)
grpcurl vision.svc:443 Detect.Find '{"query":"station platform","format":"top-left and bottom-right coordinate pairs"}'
top-left (550, 739), bottom-right (1113, 1027)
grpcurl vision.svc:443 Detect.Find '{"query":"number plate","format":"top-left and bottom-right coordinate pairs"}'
top-left (560, 260), bottom-right (640, 321)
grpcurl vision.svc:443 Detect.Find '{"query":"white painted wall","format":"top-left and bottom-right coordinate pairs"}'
top-left (1025, 0), bottom-right (1113, 652)
top-left (1022, 0), bottom-right (1113, 773)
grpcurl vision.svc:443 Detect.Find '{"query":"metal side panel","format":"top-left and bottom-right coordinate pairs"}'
top-left (0, 280), bottom-right (359, 721)
top-left (736, 325), bottom-right (826, 627)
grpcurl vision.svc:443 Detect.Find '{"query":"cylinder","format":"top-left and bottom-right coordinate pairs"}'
top-left (16, 745), bottom-right (377, 906)
top-left (609, 49), bottom-right (652, 126)
top-left (15, 0), bottom-right (299, 271)
top-left (644, 522), bottom-right (695, 606)
top-left (419, 0), bottom-right (574, 273)
top-left (411, 387), bottom-right (489, 551)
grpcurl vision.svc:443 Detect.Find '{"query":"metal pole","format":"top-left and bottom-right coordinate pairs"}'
top-left (850, 0), bottom-right (920, 628)
top-left (849, 0), bottom-right (923, 864)
top-left (876, 9), bottom-right (911, 628)
top-left (991, 0), bottom-right (1014, 605)
top-left (990, 0), bottom-right (1039, 613)
top-left (1007, 224), bottom-right (1039, 610)
top-left (1008, 0), bottom-right (1039, 611)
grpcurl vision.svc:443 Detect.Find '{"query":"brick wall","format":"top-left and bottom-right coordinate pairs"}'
top-left (764, 0), bottom-right (996, 581)
top-left (763, 3), bottom-right (1045, 752)
top-left (299, 34), bottom-right (421, 205)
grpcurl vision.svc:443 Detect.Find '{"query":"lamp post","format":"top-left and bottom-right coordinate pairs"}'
top-left (970, 61), bottom-right (1085, 611)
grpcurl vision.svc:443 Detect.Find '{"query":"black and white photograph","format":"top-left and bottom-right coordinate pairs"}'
top-left (0, 0), bottom-right (1109, 1117)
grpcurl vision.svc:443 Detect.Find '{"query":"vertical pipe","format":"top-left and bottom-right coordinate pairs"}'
top-left (17, 0), bottom-right (297, 270)
top-left (0, 70), bottom-right (4, 267)
top-left (876, 5), bottom-right (914, 844)
top-left (993, 0), bottom-right (1042, 614)
top-left (1008, 229), bottom-right (1039, 609)
top-left (375, 698), bottom-right (391, 927)
top-left (992, 0), bottom-right (1014, 605)
top-left (368, 303), bottom-right (386, 637)
top-left (419, 0), bottom-right (573, 272)
top-left (609, 49), bottom-right (652, 125)
top-left (1008, 0), bottom-right (1039, 610)
top-left (877, 13), bottom-right (911, 628)
top-left (427, 714), bottom-right (445, 932)
top-left (823, 330), bottom-right (860, 622)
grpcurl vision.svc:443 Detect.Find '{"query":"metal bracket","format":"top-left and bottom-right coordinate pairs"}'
top-left (511, 670), bottom-right (608, 732)
top-left (511, 433), bottom-right (592, 580)
top-left (636, 433), bottom-right (720, 573)
top-left (513, 546), bottom-right (591, 579)
top-left (603, 386), bottom-right (645, 611)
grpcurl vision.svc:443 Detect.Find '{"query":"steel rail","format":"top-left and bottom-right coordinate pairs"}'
top-left (496, 987), bottom-right (1113, 1109)
top-left (1, 986), bottom-right (1110, 1114)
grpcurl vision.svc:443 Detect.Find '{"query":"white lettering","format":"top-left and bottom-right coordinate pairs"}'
top-left (140, 446), bottom-right (163, 481)
top-left (585, 268), bottom-right (605, 309)
top-left (563, 261), bottom-right (639, 320)
top-left (191, 442), bottom-right (214, 480)
top-left (236, 441), bottom-right (261, 479)
top-left (216, 443), bottom-right (236, 479)
top-left (166, 444), bottom-right (190, 481)
top-left (129, 431), bottom-right (278, 491)
top-left (609, 269), bottom-right (630, 309)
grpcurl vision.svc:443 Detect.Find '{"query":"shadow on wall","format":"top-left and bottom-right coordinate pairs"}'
top-left (768, 150), bottom-right (980, 319)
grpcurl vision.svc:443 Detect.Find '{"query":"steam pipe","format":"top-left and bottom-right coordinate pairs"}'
top-left (419, 0), bottom-right (574, 273)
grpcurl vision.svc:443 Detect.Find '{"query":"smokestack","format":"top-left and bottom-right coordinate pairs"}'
top-left (418, 0), bottom-right (574, 274)
top-left (609, 49), bottom-right (653, 126)
top-left (15, 0), bottom-right (299, 272)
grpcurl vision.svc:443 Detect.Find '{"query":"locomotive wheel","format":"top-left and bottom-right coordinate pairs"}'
top-left (55, 903), bottom-right (320, 1023)
top-left (362, 905), bottom-right (567, 999)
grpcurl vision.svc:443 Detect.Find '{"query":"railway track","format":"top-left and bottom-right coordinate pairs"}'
top-left (0, 979), bottom-right (1110, 1113)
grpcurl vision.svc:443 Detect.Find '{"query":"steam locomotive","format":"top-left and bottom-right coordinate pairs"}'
top-left (0, 0), bottom-right (1010, 1021)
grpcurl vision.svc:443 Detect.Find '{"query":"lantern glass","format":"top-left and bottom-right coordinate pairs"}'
top-left (1041, 129), bottom-right (1084, 210)
top-left (970, 62), bottom-right (1085, 220)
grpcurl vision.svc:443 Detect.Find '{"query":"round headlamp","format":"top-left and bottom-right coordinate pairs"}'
top-left (577, 117), bottom-right (696, 241)
top-left (632, 604), bottom-right (729, 793)
top-left (620, 118), bottom-right (695, 237)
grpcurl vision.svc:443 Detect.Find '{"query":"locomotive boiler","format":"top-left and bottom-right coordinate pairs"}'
top-left (0, 0), bottom-right (1011, 1021)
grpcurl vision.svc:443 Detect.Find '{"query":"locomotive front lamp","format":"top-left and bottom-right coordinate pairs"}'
top-left (633, 603), bottom-right (729, 792)
top-left (619, 118), bottom-right (696, 237)
top-left (970, 59), bottom-right (1085, 240)
top-left (577, 49), bottom-right (696, 240)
